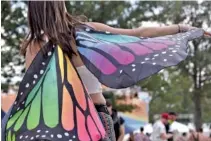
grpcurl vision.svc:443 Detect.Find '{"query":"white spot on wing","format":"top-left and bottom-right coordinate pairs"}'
top-left (105, 31), bottom-right (110, 34)
top-left (37, 130), bottom-right (41, 133)
top-left (34, 74), bottom-right (38, 79)
top-left (132, 68), bottom-right (136, 72)
top-left (48, 51), bottom-right (52, 56)
top-left (40, 70), bottom-right (44, 74)
top-left (85, 28), bottom-right (90, 32)
top-left (145, 58), bottom-right (149, 60)
top-left (41, 135), bottom-right (46, 138)
top-left (57, 134), bottom-right (62, 138)
top-left (120, 70), bottom-right (123, 74)
top-left (25, 83), bottom-right (29, 88)
top-left (64, 132), bottom-right (69, 136)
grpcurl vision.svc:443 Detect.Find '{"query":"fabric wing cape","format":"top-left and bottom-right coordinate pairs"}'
top-left (4, 25), bottom-right (204, 141)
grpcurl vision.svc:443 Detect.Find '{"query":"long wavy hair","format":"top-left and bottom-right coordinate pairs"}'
top-left (21, 1), bottom-right (85, 57)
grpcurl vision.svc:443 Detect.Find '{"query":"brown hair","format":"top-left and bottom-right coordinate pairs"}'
top-left (21, 1), bottom-right (84, 57)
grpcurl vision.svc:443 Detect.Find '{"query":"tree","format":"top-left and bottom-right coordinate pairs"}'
top-left (1, 1), bottom-right (27, 90)
top-left (136, 1), bottom-right (211, 129)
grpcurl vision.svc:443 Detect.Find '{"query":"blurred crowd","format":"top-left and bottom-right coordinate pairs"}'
top-left (127, 112), bottom-right (211, 141)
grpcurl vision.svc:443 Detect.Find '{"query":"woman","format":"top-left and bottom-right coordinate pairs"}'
top-left (2, 1), bottom-right (209, 141)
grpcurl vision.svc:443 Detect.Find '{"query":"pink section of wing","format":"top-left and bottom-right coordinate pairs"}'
top-left (76, 108), bottom-right (90, 141)
top-left (97, 43), bottom-right (135, 65)
top-left (121, 43), bottom-right (153, 55)
top-left (87, 116), bottom-right (101, 141)
top-left (141, 42), bottom-right (168, 50)
top-left (79, 48), bottom-right (117, 75)
top-left (88, 99), bottom-right (106, 138)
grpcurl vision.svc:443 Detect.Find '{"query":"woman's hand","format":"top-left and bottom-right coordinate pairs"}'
top-left (178, 24), bottom-right (197, 32)
top-left (204, 31), bottom-right (211, 37)
top-left (179, 24), bottom-right (211, 37)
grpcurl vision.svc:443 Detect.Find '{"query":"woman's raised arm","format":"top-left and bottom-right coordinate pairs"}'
top-left (86, 22), bottom-right (196, 37)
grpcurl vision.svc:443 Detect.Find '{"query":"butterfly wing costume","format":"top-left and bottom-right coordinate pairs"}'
top-left (3, 25), bottom-right (204, 141)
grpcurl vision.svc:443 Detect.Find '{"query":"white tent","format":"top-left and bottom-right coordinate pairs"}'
top-left (170, 121), bottom-right (189, 133)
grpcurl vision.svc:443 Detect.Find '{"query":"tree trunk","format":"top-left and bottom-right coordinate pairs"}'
top-left (192, 39), bottom-right (202, 131)
top-left (193, 90), bottom-right (202, 131)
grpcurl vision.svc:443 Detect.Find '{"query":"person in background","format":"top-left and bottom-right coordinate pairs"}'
top-left (134, 127), bottom-right (150, 141)
top-left (188, 128), bottom-right (211, 141)
top-left (165, 112), bottom-right (177, 141)
top-left (128, 132), bottom-right (135, 141)
top-left (151, 113), bottom-right (173, 141)
top-left (175, 132), bottom-right (188, 141)
top-left (106, 99), bottom-right (125, 141)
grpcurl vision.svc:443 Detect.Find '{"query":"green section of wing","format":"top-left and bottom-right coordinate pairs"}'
top-left (6, 109), bottom-right (23, 129)
top-left (14, 106), bottom-right (30, 131)
top-left (7, 130), bottom-right (11, 141)
top-left (42, 54), bottom-right (59, 128)
top-left (27, 88), bottom-right (41, 130)
top-left (25, 69), bottom-right (46, 106)
top-left (12, 133), bottom-right (15, 141)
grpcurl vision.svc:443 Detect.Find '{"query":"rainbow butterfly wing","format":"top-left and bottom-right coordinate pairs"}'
top-left (76, 26), bottom-right (204, 88)
top-left (5, 44), bottom-right (105, 141)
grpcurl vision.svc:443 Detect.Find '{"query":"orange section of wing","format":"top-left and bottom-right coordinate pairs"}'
top-left (65, 55), bottom-right (86, 111)
top-left (62, 86), bottom-right (74, 131)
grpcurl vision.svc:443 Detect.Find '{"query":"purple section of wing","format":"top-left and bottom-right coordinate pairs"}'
top-left (145, 39), bottom-right (175, 45)
top-left (80, 41), bottom-right (135, 65)
top-left (141, 42), bottom-right (168, 50)
top-left (120, 43), bottom-right (153, 55)
top-left (78, 47), bottom-right (117, 75)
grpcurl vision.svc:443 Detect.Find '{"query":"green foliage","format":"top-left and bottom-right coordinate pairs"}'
top-left (114, 104), bottom-right (135, 113)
